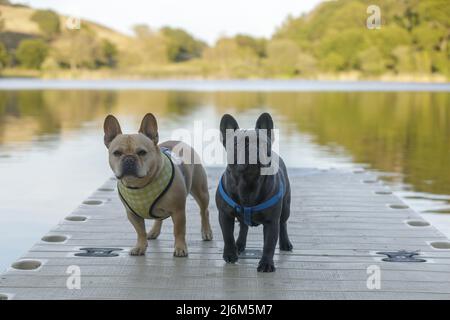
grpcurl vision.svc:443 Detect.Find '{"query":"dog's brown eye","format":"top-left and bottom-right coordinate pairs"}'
top-left (137, 150), bottom-right (147, 156)
top-left (113, 150), bottom-right (122, 157)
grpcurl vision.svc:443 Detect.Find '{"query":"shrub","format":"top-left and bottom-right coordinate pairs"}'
top-left (31, 10), bottom-right (60, 38)
top-left (266, 39), bottom-right (300, 75)
top-left (101, 40), bottom-right (118, 67)
top-left (16, 39), bottom-right (49, 69)
top-left (161, 27), bottom-right (206, 62)
top-left (0, 42), bottom-right (9, 68)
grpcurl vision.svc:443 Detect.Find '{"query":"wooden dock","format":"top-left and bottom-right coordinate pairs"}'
top-left (1, 167), bottom-right (450, 300)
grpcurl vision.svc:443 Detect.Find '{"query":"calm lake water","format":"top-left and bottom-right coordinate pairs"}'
top-left (0, 79), bottom-right (450, 272)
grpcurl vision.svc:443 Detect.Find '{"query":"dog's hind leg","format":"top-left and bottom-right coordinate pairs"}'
top-left (192, 190), bottom-right (213, 241)
top-left (148, 220), bottom-right (163, 239)
top-left (279, 195), bottom-right (293, 251)
top-left (236, 223), bottom-right (248, 254)
top-left (190, 165), bottom-right (213, 241)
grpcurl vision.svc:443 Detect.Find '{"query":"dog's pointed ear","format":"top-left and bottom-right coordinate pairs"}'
top-left (139, 113), bottom-right (159, 144)
top-left (103, 115), bottom-right (122, 148)
top-left (220, 114), bottom-right (239, 147)
top-left (255, 112), bottom-right (274, 142)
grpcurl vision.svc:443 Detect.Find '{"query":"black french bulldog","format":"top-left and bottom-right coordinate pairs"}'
top-left (216, 113), bottom-right (292, 272)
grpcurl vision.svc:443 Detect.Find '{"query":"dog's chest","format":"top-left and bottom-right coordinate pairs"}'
top-left (150, 206), bottom-right (172, 220)
top-left (118, 195), bottom-right (172, 220)
top-left (236, 210), bottom-right (268, 226)
top-left (117, 150), bottom-right (175, 220)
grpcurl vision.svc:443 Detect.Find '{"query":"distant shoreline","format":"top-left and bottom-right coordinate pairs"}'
top-left (1, 68), bottom-right (448, 84)
top-left (1, 78), bottom-right (449, 92)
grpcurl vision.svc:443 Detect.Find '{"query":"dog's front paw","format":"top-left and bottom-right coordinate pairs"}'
top-left (236, 241), bottom-right (246, 254)
top-left (280, 241), bottom-right (293, 251)
top-left (173, 245), bottom-right (188, 257)
top-left (257, 260), bottom-right (276, 273)
top-left (130, 246), bottom-right (147, 256)
top-left (223, 253), bottom-right (238, 263)
top-left (201, 228), bottom-right (213, 241)
top-left (223, 248), bottom-right (238, 263)
top-left (147, 229), bottom-right (160, 240)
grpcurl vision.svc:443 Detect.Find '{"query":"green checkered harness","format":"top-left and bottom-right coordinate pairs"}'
top-left (117, 150), bottom-right (175, 220)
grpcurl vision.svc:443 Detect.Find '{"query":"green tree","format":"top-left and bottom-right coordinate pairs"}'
top-left (100, 39), bottom-right (118, 68)
top-left (266, 39), bottom-right (300, 75)
top-left (393, 5), bottom-right (420, 31)
top-left (413, 51), bottom-right (432, 74)
top-left (270, 0), bottom-right (450, 79)
top-left (0, 12), bottom-right (9, 69)
top-left (412, 24), bottom-right (445, 50)
top-left (31, 10), bottom-right (60, 39)
top-left (431, 52), bottom-right (450, 76)
top-left (234, 34), bottom-right (267, 58)
top-left (0, 10), bottom-right (5, 31)
top-left (296, 52), bottom-right (317, 75)
top-left (125, 24), bottom-right (168, 66)
top-left (392, 46), bottom-right (415, 73)
top-left (0, 42), bottom-right (9, 69)
top-left (53, 29), bottom-right (103, 69)
top-left (161, 26), bottom-right (206, 62)
top-left (357, 47), bottom-right (386, 75)
top-left (321, 52), bottom-right (345, 72)
top-left (203, 37), bottom-right (260, 76)
top-left (16, 39), bottom-right (48, 69)
top-left (318, 29), bottom-right (369, 70)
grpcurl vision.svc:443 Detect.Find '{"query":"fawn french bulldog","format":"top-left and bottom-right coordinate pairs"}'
top-left (104, 113), bottom-right (213, 257)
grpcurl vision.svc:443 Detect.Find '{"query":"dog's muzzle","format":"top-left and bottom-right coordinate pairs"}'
top-left (121, 155), bottom-right (138, 176)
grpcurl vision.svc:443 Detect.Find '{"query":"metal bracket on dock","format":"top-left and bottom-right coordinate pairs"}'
top-left (376, 250), bottom-right (426, 263)
top-left (75, 248), bottom-right (123, 257)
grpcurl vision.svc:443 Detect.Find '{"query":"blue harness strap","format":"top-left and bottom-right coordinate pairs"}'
top-left (218, 175), bottom-right (285, 226)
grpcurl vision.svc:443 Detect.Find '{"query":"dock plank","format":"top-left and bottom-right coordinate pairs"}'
top-left (1, 168), bottom-right (450, 300)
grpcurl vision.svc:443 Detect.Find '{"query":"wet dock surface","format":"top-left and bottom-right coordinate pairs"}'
top-left (1, 167), bottom-right (450, 300)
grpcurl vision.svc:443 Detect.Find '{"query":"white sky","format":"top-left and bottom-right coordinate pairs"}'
top-left (11, 0), bottom-right (323, 44)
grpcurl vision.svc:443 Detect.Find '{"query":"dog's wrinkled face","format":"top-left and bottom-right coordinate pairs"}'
top-left (104, 114), bottom-right (160, 182)
top-left (220, 113), bottom-right (274, 190)
top-left (107, 134), bottom-right (159, 179)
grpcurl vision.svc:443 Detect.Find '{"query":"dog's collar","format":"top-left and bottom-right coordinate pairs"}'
top-left (218, 175), bottom-right (285, 227)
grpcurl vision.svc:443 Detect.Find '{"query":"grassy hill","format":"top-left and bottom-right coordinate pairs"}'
top-left (0, 3), bottom-right (208, 78)
top-left (0, 0), bottom-right (448, 81)
top-left (0, 4), bottom-right (131, 50)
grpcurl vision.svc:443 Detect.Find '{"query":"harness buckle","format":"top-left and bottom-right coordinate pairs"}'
top-left (234, 206), bottom-right (253, 226)
top-left (243, 207), bottom-right (253, 226)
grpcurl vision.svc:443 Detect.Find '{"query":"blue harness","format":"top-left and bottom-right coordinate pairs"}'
top-left (218, 175), bottom-right (285, 227)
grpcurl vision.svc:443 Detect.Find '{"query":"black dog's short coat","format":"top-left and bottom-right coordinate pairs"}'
top-left (215, 113), bottom-right (292, 272)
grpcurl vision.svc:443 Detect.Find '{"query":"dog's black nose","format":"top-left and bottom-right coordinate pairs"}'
top-left (121, 155), bottom-right (137, 176)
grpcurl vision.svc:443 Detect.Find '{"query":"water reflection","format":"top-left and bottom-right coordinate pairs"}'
top-left (1, 90), bottom-right (449, 197)
top-left (0, 90), bottom-right (450, 194)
